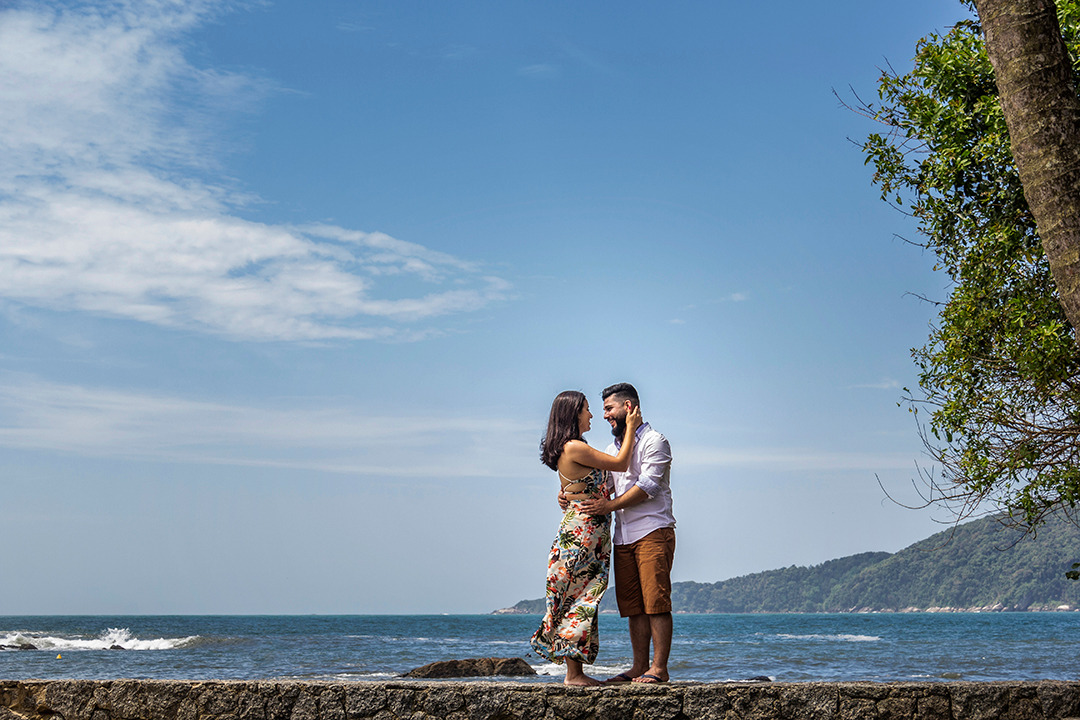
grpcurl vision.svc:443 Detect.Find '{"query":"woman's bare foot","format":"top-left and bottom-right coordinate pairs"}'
top-left (564, 658), bottom-right (601, 686)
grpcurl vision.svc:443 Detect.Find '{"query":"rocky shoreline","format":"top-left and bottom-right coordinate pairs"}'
top-left (4, 679), bottom-right (1080, 720)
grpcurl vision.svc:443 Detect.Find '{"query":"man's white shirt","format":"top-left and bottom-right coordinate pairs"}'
top-left (606, 422), bottom-right (675, 546)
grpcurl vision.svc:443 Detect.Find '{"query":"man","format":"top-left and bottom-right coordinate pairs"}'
top-left (577, 382), bottom-right (675, 684)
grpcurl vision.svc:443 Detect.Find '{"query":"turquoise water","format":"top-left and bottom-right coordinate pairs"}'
top-left (2, 613), bottom-right (1077, 682)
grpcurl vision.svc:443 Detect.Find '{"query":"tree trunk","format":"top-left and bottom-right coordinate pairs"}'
top-left (973, 0), bottom-right (1080, 334)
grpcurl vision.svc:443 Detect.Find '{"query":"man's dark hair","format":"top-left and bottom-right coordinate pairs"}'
top-left (602, 382), bottom-right (639, 407)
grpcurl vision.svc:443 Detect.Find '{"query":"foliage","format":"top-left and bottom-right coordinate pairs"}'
top-left (857, 0), bottom-right (1080, 529)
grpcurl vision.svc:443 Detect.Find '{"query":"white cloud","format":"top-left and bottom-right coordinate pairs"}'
top-left (0, 374), bottom-right (538, 477)
top-left (0, 1), bottom-right (508, 342)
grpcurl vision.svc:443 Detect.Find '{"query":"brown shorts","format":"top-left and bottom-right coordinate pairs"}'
top-left (613, 527), bottom-right (676, 617)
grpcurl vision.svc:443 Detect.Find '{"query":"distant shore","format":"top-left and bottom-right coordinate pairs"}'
top-left (492, 601), bottom-right (1079, 614)
top-left (502, 515), bottom-right (1080, 615)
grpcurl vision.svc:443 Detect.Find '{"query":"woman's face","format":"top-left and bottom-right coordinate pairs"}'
top-left (578, 400), bottom-right (592, 434)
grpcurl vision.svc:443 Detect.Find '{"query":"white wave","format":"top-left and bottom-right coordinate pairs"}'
top-left (345, 634), bottom-right (525, 647)
top-left (1, 628), bottom-right (197, 651)
top-left (774, 633), bottom-right (881, 643)
top-left (279, 671), bottom-right (398, 681)
top-left (533, 661), bottom-right (627, 678)
top-left (0, 632), bottom-right (39, 648)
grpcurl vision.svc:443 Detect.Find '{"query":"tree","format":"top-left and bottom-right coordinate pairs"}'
top-left (973, 0), bottom-right (1080, 333)
top-left (858, 0), bottom-right (1080, 531)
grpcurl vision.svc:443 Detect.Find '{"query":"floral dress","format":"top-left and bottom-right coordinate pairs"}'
top-left (530, 467), bottom-right (611, 664)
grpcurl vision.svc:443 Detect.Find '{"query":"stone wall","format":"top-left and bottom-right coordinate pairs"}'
top-left (2, 680), bottom-right (1080, 720)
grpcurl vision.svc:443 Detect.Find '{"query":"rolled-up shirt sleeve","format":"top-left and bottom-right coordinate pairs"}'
top-left (635, 435), bottom-right (671, 497)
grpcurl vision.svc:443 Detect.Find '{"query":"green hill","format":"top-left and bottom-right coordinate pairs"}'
top-left (497, 514), bottom-right (1080, 614)
top-left (670, 551), bottom-right (892, 613)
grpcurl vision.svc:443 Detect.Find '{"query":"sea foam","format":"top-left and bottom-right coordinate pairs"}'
top-left (775, 633), bottom-right (882, 643)
top-left (1, 628), bottom-right (197, 651)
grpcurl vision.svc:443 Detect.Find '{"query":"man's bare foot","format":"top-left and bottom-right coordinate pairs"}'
top-left (564, 674), bottom-right (602, 686)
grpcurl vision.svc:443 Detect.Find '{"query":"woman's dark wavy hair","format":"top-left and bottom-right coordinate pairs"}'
top-left (540, 390), bottom-right (586, 470)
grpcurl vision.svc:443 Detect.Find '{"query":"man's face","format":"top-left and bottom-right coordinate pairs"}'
top-left (602, 396), bottom-right (630, 438)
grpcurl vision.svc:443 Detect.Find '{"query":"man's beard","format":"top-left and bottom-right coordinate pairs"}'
top-left (611, 416), bottom-right (627, 438)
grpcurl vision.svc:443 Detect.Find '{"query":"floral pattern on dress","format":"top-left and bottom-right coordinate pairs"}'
top-left (530, 467), bottom-right (611, 665)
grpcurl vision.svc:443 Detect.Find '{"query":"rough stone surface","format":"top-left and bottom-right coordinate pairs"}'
top-left (403, 658), bottom-right (536, 678)
top-left (2, 681), bottom-right (1080, 720)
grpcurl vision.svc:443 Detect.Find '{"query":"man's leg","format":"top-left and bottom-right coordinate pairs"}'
top-left (626, 613), bottom-right (652, 677)
top-left (642, 611), bottom-right (672, 681)
top-left (630, 528), bottom-right (675, 683)
top-left (609, 540), bottom-right (650, 681)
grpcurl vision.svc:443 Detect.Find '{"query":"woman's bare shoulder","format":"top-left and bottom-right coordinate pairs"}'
top-left (562, 438), bottom-right (590, 455)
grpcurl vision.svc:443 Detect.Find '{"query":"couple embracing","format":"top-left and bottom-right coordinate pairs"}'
top-left (530, 383), bottom-right (676, 686)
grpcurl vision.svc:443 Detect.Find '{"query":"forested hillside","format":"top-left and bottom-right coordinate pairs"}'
top-left (821, 513), bottom-right (1080, 612)
top-left (498, 514), bottom-right (1080, 614)
top-left (670, 552), bottom-right (890, 613)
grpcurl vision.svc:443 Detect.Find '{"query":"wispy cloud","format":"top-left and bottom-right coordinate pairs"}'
top-left (518, 63), bottom-right (560, 79)
top-left (673, 291), bottom-right (748, 323)
top-left (336, 21), bottom-right (374, 33)
top-left (849, 379), bottom-right (902, 391)
top-left (0, 374), bottom-right (537, 477)
top-left (679, 444), bottom-right (917, 472)
top-left (444, 44), bottom-right (479, 60)
top-left (0, 1), bottom-right (508, 342)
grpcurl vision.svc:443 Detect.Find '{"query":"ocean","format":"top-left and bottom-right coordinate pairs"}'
top-left (1, 613), bottom-right (1077, 683)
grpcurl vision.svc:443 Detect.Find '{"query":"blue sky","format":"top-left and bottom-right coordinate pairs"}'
top-left (1, 0), bottom-right (972, 614)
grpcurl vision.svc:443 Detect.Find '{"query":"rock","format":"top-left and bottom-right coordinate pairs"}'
top-left (403, 657), bottom-right (537, 678)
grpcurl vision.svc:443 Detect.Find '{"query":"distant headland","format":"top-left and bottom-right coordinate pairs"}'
top-left (497, 514), bottom-right (1080, 614)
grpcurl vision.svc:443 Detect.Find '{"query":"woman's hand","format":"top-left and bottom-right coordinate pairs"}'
top-left (626, 405), bottom-right (643, 434)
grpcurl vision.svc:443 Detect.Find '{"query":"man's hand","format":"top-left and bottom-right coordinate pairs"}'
top-left (581, 485), bottom-right (649, 517)
top-left (577, 496), bottom-right (614, 516)
top-left (557, 490), bottom-right (569, 511)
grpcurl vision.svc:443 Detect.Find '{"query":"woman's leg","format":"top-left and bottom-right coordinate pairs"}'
top-left (564, 658), bottom-right (600, 686)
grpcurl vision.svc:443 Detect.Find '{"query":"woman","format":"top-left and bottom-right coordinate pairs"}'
top-left (530, 389), bottom-right (642, 686)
